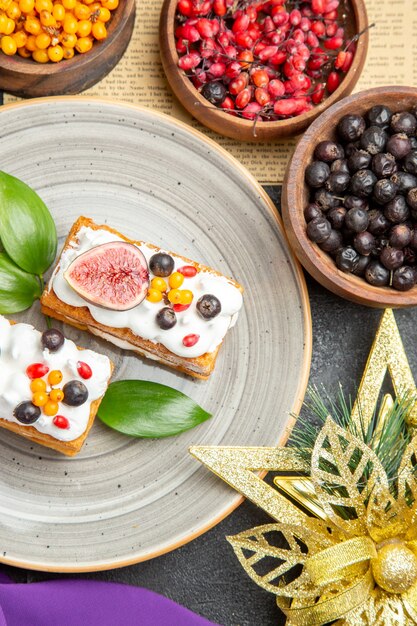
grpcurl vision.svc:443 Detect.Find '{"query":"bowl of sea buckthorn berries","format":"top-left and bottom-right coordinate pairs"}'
top-left (160, 0), bottom-right (369, 141)
top-left (0, 0), bottom-right (135, 97)
top-left (282, 86), bottom-right (417, 308)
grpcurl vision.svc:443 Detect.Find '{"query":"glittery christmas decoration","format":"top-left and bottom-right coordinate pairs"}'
top-left (191, 310), bottom-right (417, 625)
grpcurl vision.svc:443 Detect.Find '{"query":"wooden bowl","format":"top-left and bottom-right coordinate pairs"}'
top-left (282, 86), bottom-right (417, 309)
top-left (0, 0), bottom-right (135, 98)
top-left (159, 0), bottom-right (368, 142)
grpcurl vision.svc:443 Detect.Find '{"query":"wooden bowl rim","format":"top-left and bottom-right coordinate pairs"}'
top-left (282, 85), bottom-right (417, 308)
top-left (0, 0), bottom-right (134, 76)
top-left (160, 0), bottom-right (369, 133)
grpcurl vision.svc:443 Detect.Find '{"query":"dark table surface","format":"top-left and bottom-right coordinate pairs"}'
top-left (2, 183), bottom-right (416, 625)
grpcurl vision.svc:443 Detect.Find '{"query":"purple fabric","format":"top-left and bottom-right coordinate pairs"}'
top-left (0, 573), bottom-right (218, 626)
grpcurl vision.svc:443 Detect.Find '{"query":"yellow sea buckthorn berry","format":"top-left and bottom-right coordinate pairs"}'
top-left (1, 34), bottom-right (17, 54)
top-left (62, 45), bottom-right (73, 58)
top-left (180, 289), bottom-right (193, 305)
top-left (102, 0), bottom-right (118, 9)
top-left (40, 9), bottom-right (56, 25)
top-left (7, 2), bottom-right (21, 19)
top-left (48, 369), bottom-right (63, 386)
top-left (44, 400), bottom-right (59, 416)
top-left (49, 388), bottom-right (64, 403)
top-left (168, 288), bottom-right (182, 304)
top-left (146, 288), bottom-right (163, 303)
top-left (30, 378), bottom-right (47, 393)
top-left (169, 271), bottom-right (184, 289)
top-left (60, 31), bottom-right (76, 46)
top-left (32, 391), bottom-right (49, 407)
top-left (97, 6), bottom-right (110, 21)
top-left (35, 0), bottom-right (51, 10)
top-left (24, 15), bottom-right (41, 33)
top-left (151, 277), bottom-right (167, 292)
top-left (75, 35), bottom-right (92, 53)
top-left (3, 17), bottom-right (15, 34)
top-left (76, 18), bottom-right (91, 36)
top-left (62, 0), bottom-right (75, 7)
top-left (19, 0), bottom-right (35, 11)
top-left (52, 3), bottom-right (65, 20)
top-left (35, 31), bottom-right (50, 48)
top-left (0, 14), bottom-right (7, 32)
top-left (73, 2), bottom-right (89, 19)
top-left (25, 33), bottom-right (36, 49)
top-left (17, 45), bottom-right (31, 56)
top-left (32, 47), bottom-right (48, 61)
top-left (63, 12), bottom-right (77, 32)
top-left (13, 29), bottom-right (27, 46)
top-left (91, 20), bottom-right (106, 40)
top-left (47, 43), bottom-right (63, 61)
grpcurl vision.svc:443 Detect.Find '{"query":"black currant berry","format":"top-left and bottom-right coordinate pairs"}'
top-left (367, 105), bottom-right (392, 128)
top-left (149, 253), bottom-right (175, 277)
top-left (380, 246), bottom-right (404, 270)
top-left (41, 328), bottom-right (65, 352)
top-left (63, 381), bottom-right (89, 407)
top-left (390, 111), bottom-right (417, 136)
top-left (156, 307), bottom-right (177, 330)
top-left (360, 126), bottom-right (388, 154)
top-left (196, 294), bottom-right (221, 319)
top-left (335, 246), bottom-right (359, 272)
top-left (305, 161), bottom-right (330, 187)
top-left (371, 153), bottom-right (397, 178)
top-left (201, 81), bottom-right (227, 105)
top-left (314, 141), bottom-right (344, 162)
top-left (337, 114), bottom-right (366, 142)
top-left (392, 266), bottom-right (416, 291)
top-left (13, 401), bottom-right (41, 425)
top-left (350, 169), bottom-right (377, 197)
top-left (364, 260), bottom-right (390, 286)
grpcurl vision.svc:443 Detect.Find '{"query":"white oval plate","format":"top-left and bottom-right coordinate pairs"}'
top-left (0, 98), bottom-right (311, 572)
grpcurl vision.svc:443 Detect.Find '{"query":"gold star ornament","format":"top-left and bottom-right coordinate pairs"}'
top-left (191, 310), bottom-right (417, 625)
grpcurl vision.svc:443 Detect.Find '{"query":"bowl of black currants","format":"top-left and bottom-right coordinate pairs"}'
top-left (282, 85), bottom-right (417, 308)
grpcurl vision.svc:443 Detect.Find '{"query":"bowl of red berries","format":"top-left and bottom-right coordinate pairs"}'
top-left (160, 0), bottom-right (369, 142)
top-left (0, 0), bottom-right (135, 98)
top-left (282, 86), bottom-right (417, 308)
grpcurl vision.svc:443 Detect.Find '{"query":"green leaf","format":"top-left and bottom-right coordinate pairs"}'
top-left (98, 380), bottom-right (212, 438)
top-left (0, 252), bottom-right (42, 314)
top-left (0, 171), bottom-right (57, 274)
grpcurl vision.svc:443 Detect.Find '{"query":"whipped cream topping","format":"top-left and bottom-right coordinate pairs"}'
top-left (50, 226), bottom-right (243, 359)
top-left (0, 316), bottom-right (112, 442)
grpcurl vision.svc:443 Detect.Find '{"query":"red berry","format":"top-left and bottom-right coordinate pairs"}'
top-left (311, 82), bottom-right (325, 104)
top-left (268, 78), bottom-right (285, 97)
top-left (178, 52), bottom-right (201, 70)
top-left (289, 9), bottom-right (301, 25)
top-left (177, 265), bottom-right (197, 277)
top-left (53, 415), bottom-right (70, 430)
top-left (311, 21), bottom-right (325, 36)
top-left (326, 70), bottom-right (341, 93)
top-left (220, 96), bottom-right (235, 111)
top-left (255, 87), bottom-right (271, 106)
top-left (237, 50), bottom-right (253, 68)
top-left (232, 13), bottom-right (250, 33)
top-left (234, 32), bottom-right (253, 48)
top-left (229, 73), bottom-right (248, 95)
top-left (324, 35), bottom-right (343, 50)
top-left (26, 363), bottom-right (49, 379)
top-left (173, 303), bottom-right (191, 312)
top-left (213, 0), bottom-right (226, 16)
top-left (274, 98), bottom-right (299, 116)
top-left (252, 69), bottom-right (269, 88)
top-left (77, 361), bottom-right (92, 380)
top-left (311, 0), bottom-right (325, 14)
top-left (341, 51), bottom-right (353, 72)
top-left (177, 0), bottom-right (193, 16)
top-left (209, 61), bottom-right (226, 78)
top-left (196, 18), bottom-right (214, 38)
top-left (235, 87), bottom-right (252, 109)
top-left (258, 45), bottom-right (278, 61)
top-left (241, 102), bottom-right (262, 120)
top-left (183, 334), bottom-right (200, 347)
top-left (225, 61), bottom-right (241, 79)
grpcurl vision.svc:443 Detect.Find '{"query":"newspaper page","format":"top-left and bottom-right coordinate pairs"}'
top-left (3, 0), bottom-right (415, 183)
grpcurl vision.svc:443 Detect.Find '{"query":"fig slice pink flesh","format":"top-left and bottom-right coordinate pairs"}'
top-left (64, 241), bottom-right (150, 311)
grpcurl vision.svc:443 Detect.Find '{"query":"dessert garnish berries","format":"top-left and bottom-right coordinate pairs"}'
top-left (41, 328), bottom-right (65, 352)
top-left (156, 307), bottom-right (177, 330)
top-left (197, 294), bottom-right (221, 319)
top-left (13, 328), bottom-right (92, 428)
top-left (14, 401), bottom-right (41, 425)
top-left (183, 334), bottom-right (200, 347)
top-left (147, 254), bottom-right (223, 346)
top-left (62, 381), bottom-right (89, 407)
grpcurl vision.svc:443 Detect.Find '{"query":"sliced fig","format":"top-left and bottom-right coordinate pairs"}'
top-left (64, 242), bottom-right (149, 311)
